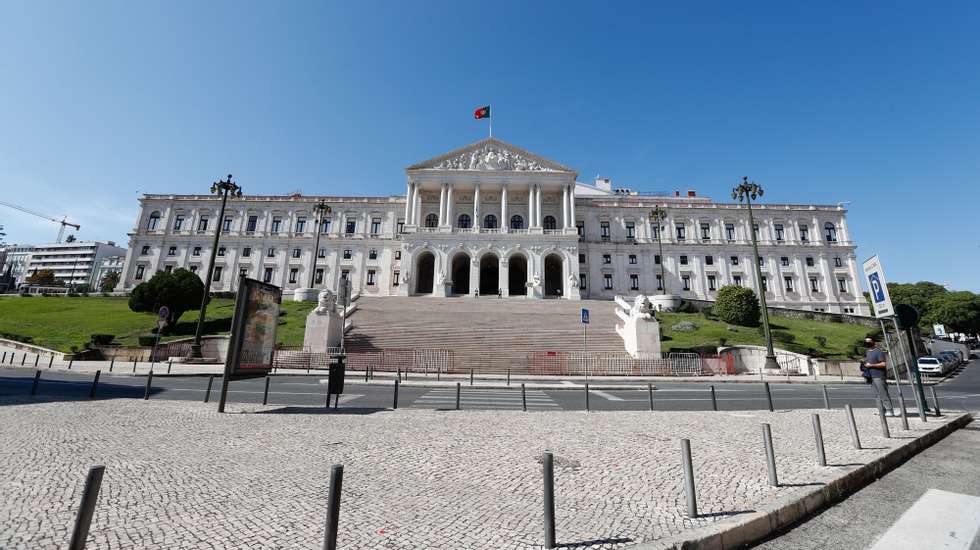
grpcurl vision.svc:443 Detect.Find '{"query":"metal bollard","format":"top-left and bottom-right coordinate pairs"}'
top-left (68, 465), bottom-right (105, 550)
top-left (21, 352), bottom-right (26, 366)
top-left (393, 379), bottom-right (399, 409)
top-left (89, 371), bottom-right (101, 399)
top-left (764, 382), bottom-right (774, 412)
top-left (322, 464), bottom-right (344, 550)
top-left (811, 414), bottom-right (826, 466)
top-left (48, 356), bottom-right (54, 368)
top-left (875, 399), bottom-right (891, 439)
top-left (680, 439), bottom-right (698, 517)
top-left (822, 385), bottom-right (830, 409)
top-left (845, 404), bottom-right (861, 450)
top-left (167, 360), bottom-right (172, 374)
top-left (143, 371), bottom-right (153, 400)
top-left (263, 376), bottom-right (271, 406)
top-left (522, 383), bottom-right (527, 412)
top-left (204, 375), bottom-right (214, 403)
top-left (436, 367), bottom-right (440, 381)
top-left (542, 451), bottom-right (556, 549)
top-left (132, 358), bottom-right (137, 374)
top-left (34, 354), bottom-right (39, 367)
top-left (896, 388), bottom-right (910, 430)
top-left (456, 382), bottom-right (461, 410)
top-left (507, 368), bottom-right (511, 386)
top-left (584, 383), bottom-right (590, 412)
top-left (31, 370), bottom-right (41, 396)
top-left (470, 368), bottom-right (474, 386)
top-left (364, 367), bottom-right (369, 382)
top-left (109, 357), bottom-right (114, 372)
top-left (648, 383), bottom-right (654, 411)
top-left (325, 387), bottom-right (331, 409)
top-left (397, 367), bottom-right (401, 381)
top-left (68, 359), bottom-right (73, 370)
top-left (709, 385), bottom-right (718, 411)
top-left (930, 386), bottom-right (941, 416)
top-left (762, 423), bottom-right (778, 487)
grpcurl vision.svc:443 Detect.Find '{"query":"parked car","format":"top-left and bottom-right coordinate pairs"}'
top-left (917, 357), bottom-right (945, 376)
top-left (937, 351), bottom-right (961, 369)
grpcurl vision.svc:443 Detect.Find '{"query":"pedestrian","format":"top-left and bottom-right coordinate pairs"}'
top-left (865, 335), bottom-right (894, 416)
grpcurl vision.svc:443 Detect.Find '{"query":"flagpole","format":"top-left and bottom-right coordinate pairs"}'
top-left (489, 104), bottom-right (492, 139)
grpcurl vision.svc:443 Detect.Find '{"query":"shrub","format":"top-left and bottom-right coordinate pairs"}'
top-left (90, 334), bottom-right (116, 345)
top-left (814, 335), bottom-right (828, 348)
top-left (771, 330), bottom-right (796, 343)
top-left (137, 335), bottom-right (157, 347)
top-left (670, 320), bottom-right (699, 332)
top-left (676, 300), bottom-right (698, 313)
top-left (713, 285), bottom-right (761, 327)
top-left (718, 337), bottom-right (728, 347)
top-left (129, 268), bottom-right (205, 326)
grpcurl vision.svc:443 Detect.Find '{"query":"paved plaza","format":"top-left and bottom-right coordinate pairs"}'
top-left (0, 397), bottom-right (962, 549)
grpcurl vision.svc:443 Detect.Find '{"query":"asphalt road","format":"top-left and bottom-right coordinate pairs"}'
top-left (2, 357), bottom-right (977, 413)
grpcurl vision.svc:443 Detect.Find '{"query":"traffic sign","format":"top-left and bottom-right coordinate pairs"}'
top-left (862, 255), bottom-right (894, 318)
top-left (581, 308), bottom-right (590, 324)
top-left (158, 306), bottom-right (170, 320)
top-left (933, 324), bottom-right (947, 337)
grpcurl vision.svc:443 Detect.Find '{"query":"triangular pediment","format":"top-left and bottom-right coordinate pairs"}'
top-left (406, 138), bottom-right (574, 173)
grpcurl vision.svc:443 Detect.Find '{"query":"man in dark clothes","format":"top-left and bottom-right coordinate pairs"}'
top-left (865, 335), bottom-right (894, 415)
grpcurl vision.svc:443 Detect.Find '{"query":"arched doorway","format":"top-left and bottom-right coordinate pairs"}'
top-left (508, 254), bottom-right (528, 296)
top-left (415, 252), bottom-right (435, 294)
top-left (450, 253), bottom-right (470, 296)
top-left (479, 254), bottom-right (499, 296)
top-left (544, 253), bottom-right (563, 298)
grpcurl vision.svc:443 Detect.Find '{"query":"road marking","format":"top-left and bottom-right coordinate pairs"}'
top-left (868, 489), bottom-right (980, 550)
top-left (589, 390), bottom-right (624, 401)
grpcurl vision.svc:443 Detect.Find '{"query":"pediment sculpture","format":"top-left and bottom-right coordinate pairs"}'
top-left (432, 143), bottom-right (559, 172)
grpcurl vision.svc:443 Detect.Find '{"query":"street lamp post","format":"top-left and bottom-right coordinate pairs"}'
top-left (309, 201), bottom-right (332, 288)
top-left (188, 175), bottom-right (242, 359)
top-left (732, 176), bottom-right (781, 372)
top-left (649, 206), bottom-right (668, 295)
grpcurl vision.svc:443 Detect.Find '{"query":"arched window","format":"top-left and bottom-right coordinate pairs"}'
top-left (147, 211), bottom-right (161, 230)
top-left (425, 213), bottom-right (439, 228)
top-left (483, 214), bottom-right (498, 229)
top-left (823, 222), bottom-right (837, 242)
top-left (457, 214), bottom-right (472, 229)
top-left (510, 215), bottom-right (524, 230)
top-left (543, 215), bottom-right (557, 230)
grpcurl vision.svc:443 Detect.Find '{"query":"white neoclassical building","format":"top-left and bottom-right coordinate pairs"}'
top-left (121, 138), bottom-right (870, 315)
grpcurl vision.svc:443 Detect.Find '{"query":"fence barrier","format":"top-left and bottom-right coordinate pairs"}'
top-left (527, 351), bottom-right (704, 376)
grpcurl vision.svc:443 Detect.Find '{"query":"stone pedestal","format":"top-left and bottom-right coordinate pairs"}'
top-left (615, 295), bottom-right (663, 359)
top-left (303, 290), bottom-right (343, 352)
top-left (293, 288), bottom-right (320, 302)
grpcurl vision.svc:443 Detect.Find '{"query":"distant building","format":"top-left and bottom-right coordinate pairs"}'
top-left (25, 241), bottom-right (127, 288)
top-left (91, 255), bottom-right (126, 289)
top-left (0, 244), bottom-right (35, 287)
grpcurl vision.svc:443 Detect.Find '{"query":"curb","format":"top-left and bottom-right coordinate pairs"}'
top-left (635, 412), bottom-right (973, 550)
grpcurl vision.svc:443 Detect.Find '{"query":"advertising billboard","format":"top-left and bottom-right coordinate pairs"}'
top-left (224, 277), bottom-right (281, 377)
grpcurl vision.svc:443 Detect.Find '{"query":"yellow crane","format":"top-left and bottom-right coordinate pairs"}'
top-left (0, 200), bottom-right (80, 243)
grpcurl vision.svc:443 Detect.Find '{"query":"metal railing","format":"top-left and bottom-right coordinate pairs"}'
top-left (527, 351), bottom-right (703, 376)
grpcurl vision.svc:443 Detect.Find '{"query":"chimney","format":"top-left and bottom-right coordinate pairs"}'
top-left (687, 190), bottom-right (696, 197)
top-left (595, 176), bottom-right (612, 192)
top-left (674, 190), bottom-right (680, 197)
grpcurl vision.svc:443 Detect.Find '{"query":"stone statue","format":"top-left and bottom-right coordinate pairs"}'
top-left (314, 289), bottom-right (337, 314)
top-left (532, 273), bottom-right (541, 287)
top-left (630, 295), bottom-right (656, 321)
top-left (435, 271), bottom-right (445, 285)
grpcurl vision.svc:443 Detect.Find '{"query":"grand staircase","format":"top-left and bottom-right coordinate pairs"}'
top-left (344, 296), bottom-right (624, 373)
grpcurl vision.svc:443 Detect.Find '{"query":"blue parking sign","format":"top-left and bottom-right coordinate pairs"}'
top-left (862, 255), bottom-right (894, 318)
top-left (581, 308), bottom-right (590, 324)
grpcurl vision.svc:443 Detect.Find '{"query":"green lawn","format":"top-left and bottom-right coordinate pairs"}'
top-left (0, 296), bottom-right (315, 352)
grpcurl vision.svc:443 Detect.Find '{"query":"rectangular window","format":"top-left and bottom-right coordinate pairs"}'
top-left (288, 268), bottom-right (298, 284)
top-left (222, 216), bottom-right (233, 231)
top-left (345, 219), bottom-right (356, 234)
top-left (296, 218), bottom-right (306, 233)
top-left (834, 257), bottom-right (843, 268)
top-left (242, 247), bottom-right (251, 258)
top-left (135, 265), bottom-right (145, 280)
top-left (397, 220), bottom-right (405, 234)
top-left (394, 251), bottom-right (401, 260)
top-left (271, 217), bottom-right (282, 233)
top-left (213, 266), bottom-right (222, 282)
top-left (799, 224), bottom-right (809, 242)
top-left (189, 265), bottom-right (198, 274)
top-left (603, 254), bottom-right (611, 265)
top-left (761, 277), bottom-right (769, 291)
top-left (810, 277), bottom-right (819, 292)
top-left (708, 275), bottom-right (716, 291)
top-left (603, 273), bottom-right (613, 290)
top-left (600, 222), bottom-right (610, 241)
top-left (730, 256), bottom-right (739, 266)
top-left (239, 267), bottom-right (248, 279)
top-left (167, 246), bottom-right (176, 256)
top-left (784, 276), bottom-right (794, 292)
top-left (267, 247), bottom-right (275, 258)
top-left (366, 270), bottom-right (376, 286)
top-left (197, 217), bottom-right (209, 231)
top-left (656, 274), bottom-right (663, 290)
top-left (680, 255), bottom-right (688, 266)
top-left (675, 223), bottom-right (686, 240)
top-left (263, 267), bottom-right (273, 283)
top-left (292, 248), bottom-right (301, 259)
top-left (392, 270), bottom-right (399, 286)
top-left (173, 215), bottom-right (185, 231)
top-left (626, 222), bottom-right (635, 240)
top-left (343, 249), bottom-right (352, 260)
top-left (628, 254), bottom-right (637, 265)
top-left (705, 255), bottom-right (713, 266)
top-left (774, 224), bottom-right (785, 241)
top-left (341, 270), bottom-right (350, 280)
top-left (217, 247), bottom-right (226, 257)
top-left (806, 257), bottom-right (814, 267)
top-left (837, 277), bottom-right (848, 293)
top-left (578, 254), bottom-right (585, 264)
top-left (576, 222), bottom-right (585, 237)
top-left (247, 215), bottom-right (258, 232)
top-left (579, 273), bottom-right (587, 290)
top-left (630, 273), bottom-right (639, 290)
top-left (682, 275), bottom-right (690, 291)
top-left (758, 257), bottom-right (764, 266)
top-left (650, 223), bottom-right (661, 239)
top-left (780, 256), bottom-right (789, 267)
top-left (321, 218), bottom-right (331, 234)
top-left (315, 269), bottom-right (324, 284)
top-left (371, 218), bottom-right (381, 235)
top-left (753, 224), bottom-right (759, 239)
top-left (369, 249), bottom-right (378, 260)
top-left (318, 248), bottom-right (326, 258)
top-left (193, 247), bottom-right (201, 256)
top-left (700, 223), bottom-right (710, 240)
top-left (733, 275), bottom-right (742, 287)
top-left (725, 223), bottom-right (735, 241)
top-left (162, 265), bottom-right (173, 273)
top-left (654, 254), bottom-right (661, 265)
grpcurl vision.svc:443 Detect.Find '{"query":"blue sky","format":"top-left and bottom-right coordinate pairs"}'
top-left (1, 1), bottom-right (977, 291)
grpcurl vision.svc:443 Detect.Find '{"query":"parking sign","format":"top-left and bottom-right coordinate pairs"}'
top-left (862, 255), bottom-right (894, 318)
top-left (581, 308), bottom-right (590, 324)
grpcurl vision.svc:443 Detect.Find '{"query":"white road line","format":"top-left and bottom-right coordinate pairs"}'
top-left (589, 390), bottom-right (624, 401)
top-left (868, 489), bottom-right (980, 550)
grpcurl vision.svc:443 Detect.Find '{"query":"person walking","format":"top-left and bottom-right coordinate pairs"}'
top-left (865, 335), bottom-right (894, 415)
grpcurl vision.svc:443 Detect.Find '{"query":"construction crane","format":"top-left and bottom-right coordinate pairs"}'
top-left (0, 200), bottom-right (81, 243)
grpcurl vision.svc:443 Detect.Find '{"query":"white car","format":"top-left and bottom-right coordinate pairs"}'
top-left (917, 356), bottom-right (945, 376)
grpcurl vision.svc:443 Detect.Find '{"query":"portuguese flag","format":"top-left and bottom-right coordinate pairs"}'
top-left (473, 105), bottom-right (491, 119)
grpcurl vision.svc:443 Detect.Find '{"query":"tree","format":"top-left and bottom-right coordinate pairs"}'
top-left (26, 269), bottom-right (57, 286)
top-left (713, 285), bottom-right (761, 327)
top-left (924, 291), bottom-right (980, 334)
top-left (887, 281), bottom-right (947, 321)
top-left (128, 268), bottom-right (205, 326)
top-left (100, 271), bottom-right (121, 292)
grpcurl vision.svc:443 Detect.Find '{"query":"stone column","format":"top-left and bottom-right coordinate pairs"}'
top-left (438, 183), bottom-right (447, 227)
top-left (568, 184), bottom-right (577, 232)
top-left (500, 255), bottom-right (510, 297)
top-left (473, 183), bottom-right (481, 229)
top-left (527, 184), bottom-right (535, 228)
top-left (561, 185), bottom-right (569, 229)
top-left (446, 184), bottom-right (454, 229)
top-left (404, 182), bottom-right (415, 225)
top-left (535, 184), bottom-right (543, 229)
top-left (500, 184), bottom-right (508, 232)
top-left (413, 185), bottom-right (422, 227)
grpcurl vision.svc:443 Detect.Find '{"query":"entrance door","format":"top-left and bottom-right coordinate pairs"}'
top-left (416, 252), bottom-right (435, 294)
top-left (508, 254), bottom-right (528, 296)
top-left (544, 254), bottom-right (563, 298)
top-left (451, 253), bottom-right (470, 296)
top-left (479, 254), bottom-right (499, 295)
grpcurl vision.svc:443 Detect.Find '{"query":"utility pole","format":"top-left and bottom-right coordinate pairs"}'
top-left (309, 200), bottom-right (332, 288)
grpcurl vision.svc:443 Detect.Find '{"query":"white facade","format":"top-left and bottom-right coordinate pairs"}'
top-left (121, 138), bottom-right (869, 315)
top-left (26, 241), bottom-right (127, 287)
top-left (1, 245), bottom-right (35, 285)
top-left (91, 255), bottom-right (126, 288)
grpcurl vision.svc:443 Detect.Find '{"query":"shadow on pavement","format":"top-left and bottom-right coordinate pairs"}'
top-left (557, 537), bottom-right (634, 548)
top-left (256, 406), bottom-right (388, 415)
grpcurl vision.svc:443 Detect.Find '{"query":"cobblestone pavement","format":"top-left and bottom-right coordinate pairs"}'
top-left (0, 397), bottom-right (958, 549)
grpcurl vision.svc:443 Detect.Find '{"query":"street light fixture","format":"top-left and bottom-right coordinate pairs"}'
top-left (188, 174), bottom-right (243, 359)
top-left (309, 200), bottom-right (332, 288)
top-left (732, 176), bottom-right (781, 372)
top-left (648, 206), bottom-right (668, 295)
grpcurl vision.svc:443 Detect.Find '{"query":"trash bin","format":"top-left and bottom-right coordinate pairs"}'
top-left (328, 354), bottom-right (346, 395)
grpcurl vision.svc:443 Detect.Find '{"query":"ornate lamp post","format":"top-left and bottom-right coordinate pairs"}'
top-left (309, 200), bottom-right (332, 287)
top-left (189, 175), bottom-right (242, 359)
top-left (732, 176), bottom-right (781, 372)
top-left (648, 206), bottom-right (668, 295)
